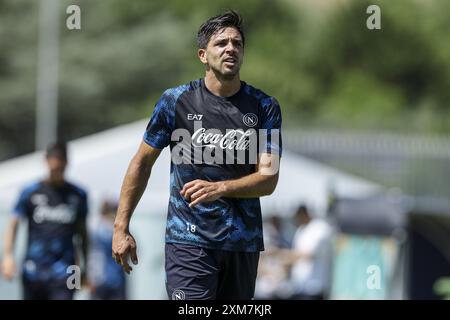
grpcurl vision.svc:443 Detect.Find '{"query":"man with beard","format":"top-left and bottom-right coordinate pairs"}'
top-left (112, 10), bottom-right (282, 300)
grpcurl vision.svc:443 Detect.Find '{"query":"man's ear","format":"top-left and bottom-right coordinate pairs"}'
top-left (198, 48), bottom-right (207, 64)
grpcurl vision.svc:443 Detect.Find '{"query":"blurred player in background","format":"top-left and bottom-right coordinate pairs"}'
top-left (0, 142), bottom-right (89, 300)
top-left (255, 215), bottom-right (291, 299)
top-left (112, 10), bottom-right (282, 300)
top-left (88, 199), bottom-right (126, 300)
top-left (269, 205), bottom-right (333, 300)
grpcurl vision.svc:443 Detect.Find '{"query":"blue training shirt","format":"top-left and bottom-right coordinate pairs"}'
top-left (144, 78), bottom-right (282, 252)
top-left (13, 181), bottom-right (88, 282)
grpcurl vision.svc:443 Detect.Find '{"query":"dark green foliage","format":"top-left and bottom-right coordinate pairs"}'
top-left (0, 0), bottom-right (449, 160)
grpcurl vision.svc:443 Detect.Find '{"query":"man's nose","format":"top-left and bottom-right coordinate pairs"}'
top-left (225, 41), bottom-right (237, 53)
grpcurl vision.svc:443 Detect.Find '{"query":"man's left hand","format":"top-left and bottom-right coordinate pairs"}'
top-left (180, 180), bottom-right (226, 207)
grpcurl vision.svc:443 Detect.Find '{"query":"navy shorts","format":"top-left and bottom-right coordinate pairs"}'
top-left (22, 277), bottom-right (74, 300)
top-left (90, 285), bottom-right (127, 300)
top-left (165, 242), bottom-right (260, 300)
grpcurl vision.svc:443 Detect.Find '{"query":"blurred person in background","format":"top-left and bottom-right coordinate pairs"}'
top-left (264, 215), bottom-right (291, 249)
top-left (112, 10), bottom-right (282, 300)
top-left (270, 205), bottom-right (333, 300)
top-left (255, 215), bottom-right (291, 299)
top-left (0, 142), bottom-right (89, 300)
top-left (289, 205), bottom-right (333, 299)
top-left (88, 199), bottom-right (127, 300)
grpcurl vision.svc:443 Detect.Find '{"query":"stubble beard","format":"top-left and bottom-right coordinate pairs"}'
top-left (211, 62), bottom-right (241, 81)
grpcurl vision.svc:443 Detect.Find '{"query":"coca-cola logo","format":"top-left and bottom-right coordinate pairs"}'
top-left (170, 121), bottom-right (280, 170)
top-left (192, 128), bottom-right (255, 150)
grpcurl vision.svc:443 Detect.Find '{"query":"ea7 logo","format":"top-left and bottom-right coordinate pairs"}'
top-left (187, 114), bottom-right (203, 121)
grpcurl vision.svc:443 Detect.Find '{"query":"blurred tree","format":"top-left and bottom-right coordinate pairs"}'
top-left (0, 0), bottom-right (38, 158)
top-left (302, 0), bottom-right (450, 131)
top-left (1, 0), bottom-right (450, 161)
top-left (433, 277), bottom-right (450, 300)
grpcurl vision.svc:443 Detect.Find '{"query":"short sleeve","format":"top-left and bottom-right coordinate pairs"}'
top-left (79, 191), bottom-right (88, 219)
top-left (12, 188), bottom-right (31, 218)
top-left (143, 89), bottom-right (178, 150)
top-left (259, 97), bottom-right (282, 157)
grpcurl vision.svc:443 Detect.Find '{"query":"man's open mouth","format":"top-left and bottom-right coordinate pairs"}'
top-left (223, 57), bottom-right (237, 63)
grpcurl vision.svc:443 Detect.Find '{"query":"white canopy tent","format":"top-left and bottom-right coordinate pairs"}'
top-left (0, 119), bottom-right (380, 217)
top-left (0, 120), bottom-right (380, 299)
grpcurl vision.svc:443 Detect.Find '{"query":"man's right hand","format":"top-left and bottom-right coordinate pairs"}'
top-left (111, 142), bottom-right (160, 275)
top-left (112, 228), bottom-right (138, 274)
top-left (1, 254), bottom-right (17, 280)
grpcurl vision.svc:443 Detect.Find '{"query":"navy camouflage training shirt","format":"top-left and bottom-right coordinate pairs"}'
top-left (144, 78), bottom-right (282, 252)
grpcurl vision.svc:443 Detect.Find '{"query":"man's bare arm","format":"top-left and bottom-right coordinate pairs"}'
top-left (1, 217), bottom-right (20, 280)
top-left (181, 153), bottom-right (280, 207)
top-left (264, 248), bottom-right (313, 266)
top-left (112, 141), bottom-right (161, 274)
top-left (75, 216), bottom-right (89, 284)
top-left (220, 152), bottom-right (280, 198)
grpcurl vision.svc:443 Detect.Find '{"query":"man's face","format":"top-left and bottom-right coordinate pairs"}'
top-left (198, 27), bottom-right (244, 79)
top-left (46, 154), bottom-right (67, 177)
top-left (295, 212), bottom-right (310, 227)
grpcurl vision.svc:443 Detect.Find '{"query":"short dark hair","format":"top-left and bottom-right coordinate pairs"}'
top-left (101, 199), bottom-right (118, 216)
top-left (46, 142), bottom-right (67, 160)
top-left (197, 10), bottom-right (245, 49)
top-left (296, 204), bottom-right (310, 218)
